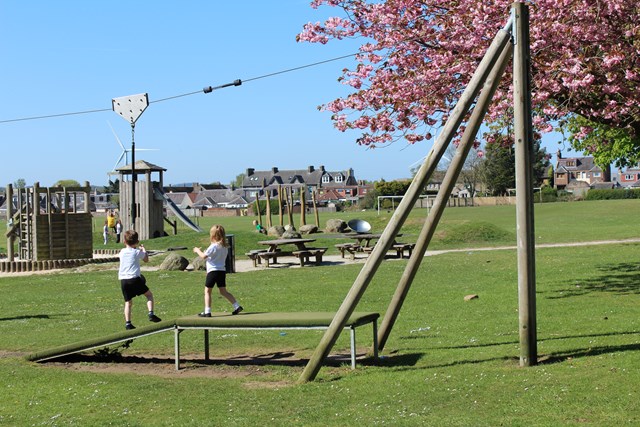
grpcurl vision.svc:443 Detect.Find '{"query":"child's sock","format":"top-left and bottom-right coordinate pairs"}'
top-left (148, 311), bottom-right (155, 316)
top-left (204, 307), bottom-right (211, 314)
top-left (232, 302), bottom-right (240, 310)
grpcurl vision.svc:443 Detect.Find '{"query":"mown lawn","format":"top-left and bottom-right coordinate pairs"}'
top-left (0, 199), bottom-right (639, 425)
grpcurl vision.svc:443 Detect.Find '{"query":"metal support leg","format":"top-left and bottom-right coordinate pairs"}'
top-left (174, 328), bottom-right (182, 370)
top-left (350, 327), bottom-right (357, 370)
top-left (204, 329), bottom-right (210, 361)
top-left (372, 321), bottom-right (379, 361)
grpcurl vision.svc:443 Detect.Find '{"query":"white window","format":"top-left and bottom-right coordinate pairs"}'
top-left (335, 175), bottom-right (343, 183)
top-left (593, 172), bottom-right (601, 177)
top-left (625, 174), bottom-right (635, 180)
top-left (322, 175), bottom-right (330, 183)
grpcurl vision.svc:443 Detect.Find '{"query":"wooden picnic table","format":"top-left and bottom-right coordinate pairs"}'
top-left (254, 238), bottom-right (327, 267)
top-left (347, 233), bottom-right (402, 248)
top-left (258, 238), bottom-right (316, 252)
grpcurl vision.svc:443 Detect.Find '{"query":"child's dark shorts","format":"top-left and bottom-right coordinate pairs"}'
top-left (205, 270), bottom-right (226, 288)
top-left (121, 275), bottom-right (150, 301)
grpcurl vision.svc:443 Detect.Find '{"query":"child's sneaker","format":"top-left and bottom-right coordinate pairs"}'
top-left (125, 323), bottom-right (136, 330)
top-left (148, 314), bottom-right (162, 323)
top-left (198, 312), bottom-right (211, 317)
top-left (232, 306), bottom-right (243, 315)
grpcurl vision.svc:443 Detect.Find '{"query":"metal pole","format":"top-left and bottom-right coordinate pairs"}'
top-left (513, 2), bottom-right (537, 366)
top-left (377, 41), bottom-right (513, 351)
top-left (298, 25), bottom-right (513, 383)
top-left (130, 122), bottom-right (136, 231)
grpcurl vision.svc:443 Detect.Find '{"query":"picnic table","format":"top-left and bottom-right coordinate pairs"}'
top-left (343, 233), bottom-right (414, 258)
top-left (251, 238), bottom-right (327, 267)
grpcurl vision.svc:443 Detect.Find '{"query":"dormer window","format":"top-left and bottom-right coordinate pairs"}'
top-left (322, 175), bottom-right (330, 183)
top-left (335, 175), bottom-right (343, 183)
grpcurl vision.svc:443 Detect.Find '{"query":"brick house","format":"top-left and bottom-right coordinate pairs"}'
top-left (554, 152), bottom-right (611, 190)
top-left (618, 165), bottom-right (640, 188)
top-left (241, 165), bottom-right (365, 202)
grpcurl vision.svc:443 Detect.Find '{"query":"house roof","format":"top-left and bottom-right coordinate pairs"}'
top-left (556, 157), bottom-right (602, 172)
top-left (243, 166), bottom-right (357, 188)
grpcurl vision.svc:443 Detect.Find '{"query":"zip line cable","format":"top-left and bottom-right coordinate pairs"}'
top-left (0, 52), bottom-right (359, 125)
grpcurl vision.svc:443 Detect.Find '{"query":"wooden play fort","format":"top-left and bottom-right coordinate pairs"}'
top-left (4, 182), bottom-right (93, 262)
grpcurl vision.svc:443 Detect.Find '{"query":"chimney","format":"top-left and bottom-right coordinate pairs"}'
top-left (308, 165), bottom-right (315, 173)
top-left (319, 165), bottom-right (325, 172)
top-left (272, 167), bottom-right (279, 174)
top-left (556, 150), bottom-right (562, 159)
top-left (246, 168), bottom-right (255, 176)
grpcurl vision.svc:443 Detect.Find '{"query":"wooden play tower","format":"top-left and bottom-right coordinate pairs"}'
top-left (4, 182), bottom-right (93, 261)
top-left (116, 160), bottom-right (166, 240)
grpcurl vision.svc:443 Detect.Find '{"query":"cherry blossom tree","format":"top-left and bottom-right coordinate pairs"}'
top-left (297, 0), bottom-right (639, 163)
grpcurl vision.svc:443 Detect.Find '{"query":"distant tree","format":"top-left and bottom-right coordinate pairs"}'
top-left (438, 144), bottom-right (486, 196)
top-left (374, 179), bottom-right (411, 197)
top-left (104, 179), bottom-right (120, 193)
top-left (358, 188), bottom-right (379, 209)
top-left (53, 179), bottom-right (81, 187)
top-left (482, 139), bottom-right (516, 196)
top-left (482, 135), bottom-right (550, 196)
top-left (565, 116), bottom-right (640, 169)
top-left (233, 173), bottom-right (246, 188)
top-left (13, 178), bottom-right (26, 189)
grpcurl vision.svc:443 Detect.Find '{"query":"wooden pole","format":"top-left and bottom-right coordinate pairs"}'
top-left (513, 1), bottom-right (537, 367)
top-left (287, 187), bottom-right (294, 228)
top-left (278, 185), bottom-right (284, 226)
top-left (254, 197), bottom-right (262, 227)
top-left (298, 26), bottom-right (513, 383)
top-left (265, 190), bottom-right (272, 228)
top-left (300, 188), bottom-right (306, 226)
top-left (312, 190), bottom-right (319, 227)
top-left (377, 41), bottom-right (513, 351)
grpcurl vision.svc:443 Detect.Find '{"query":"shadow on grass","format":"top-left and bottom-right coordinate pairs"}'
top-left (544, 261), bottom-right (640, 298)
top-left (540, 341), bottom-right (640, 365)
top-left (0, 314), bottom-right (52, 321)
top-left (421, 329), bottom-right (639, 351)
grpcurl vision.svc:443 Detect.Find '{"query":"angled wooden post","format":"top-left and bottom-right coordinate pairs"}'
top-left (513, 2), bottom-right (537, 366)
top-left (377, 40), bottom-right (513, 351)
top-left (265, 190), bottom-right (272, 228)
top-left (298, 25), bottom-right (513, 383)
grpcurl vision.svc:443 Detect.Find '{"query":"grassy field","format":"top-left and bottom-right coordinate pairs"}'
top-left (1, 199), bottom-right (639, 425)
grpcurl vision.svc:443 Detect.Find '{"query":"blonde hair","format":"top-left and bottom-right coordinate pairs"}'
top-left (209, 225), bottom-right (228, 247)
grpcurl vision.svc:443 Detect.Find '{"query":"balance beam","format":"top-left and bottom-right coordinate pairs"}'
top-left (26, 320), bottom-right (176, 362)
top-left (173, 312), bottom-right (379, 370)
top-left (26, 312), bottom-right (380, 371)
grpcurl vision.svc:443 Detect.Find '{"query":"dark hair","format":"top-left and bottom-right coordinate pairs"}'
top-left (124, 230), bottom-right (139, 246)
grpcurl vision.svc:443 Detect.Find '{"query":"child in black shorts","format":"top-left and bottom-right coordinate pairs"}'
top-left (118, 230), bottom-right (161, 330)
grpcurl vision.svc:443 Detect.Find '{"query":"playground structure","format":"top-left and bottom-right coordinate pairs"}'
top-left (4, 182), bottom-right (93, 262)
top-left (116, 160), bottom-right (201, 240)
top-left (24, 4), bottom-right (537, 383)
top-left (299, 3), bottom-right (537, 382)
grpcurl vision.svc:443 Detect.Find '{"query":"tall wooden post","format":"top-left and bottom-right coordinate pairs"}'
top-left (300, 188), bottom-right (307, 226)
top-left (265, 190), bottom-right (272, 228)
top-left (312, 190), bottom-right (319, 227)
top-left (298, 26), bottom-right (513, 383)
top-left (287, 187), bottom-right (294, 227)
top-left (377, 41), bottom-right (513, 351)
top-left (278, 185), bottom-right (284, 226)
top-left (513, 2), bottom-right (537, 366)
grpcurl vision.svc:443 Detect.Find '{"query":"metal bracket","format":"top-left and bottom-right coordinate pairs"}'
top-left (112, 93), bottom-right (149, 124)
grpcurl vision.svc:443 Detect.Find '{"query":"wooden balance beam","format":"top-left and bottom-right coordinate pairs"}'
top-left (173, 311), bottom-right (379, 370)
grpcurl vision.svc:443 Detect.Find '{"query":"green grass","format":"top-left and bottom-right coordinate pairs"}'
top-left (1, 199), bottom-right (640, 425)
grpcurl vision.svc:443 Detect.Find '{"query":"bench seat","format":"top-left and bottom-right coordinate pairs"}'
top-left (292, 247), bottom-right (328, 266)
top-left (334, 243), bottom-right (360, 260)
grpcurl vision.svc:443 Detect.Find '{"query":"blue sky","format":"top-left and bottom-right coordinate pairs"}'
top-left (0, 1), bottom-right (573, 188)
